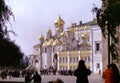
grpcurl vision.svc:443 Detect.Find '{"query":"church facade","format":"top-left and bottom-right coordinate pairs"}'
top-left (28, 16), bottom-right (103, 73)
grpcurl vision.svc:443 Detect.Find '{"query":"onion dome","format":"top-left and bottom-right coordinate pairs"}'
top-left (39, 35), bottom-right (44, 41)
top-left (54, 15), bottom-right (65, 26)
top-left (61, 32), bottom-right (67, 37)
top-left (81, 33), bottom-right (87, 39)
top-left (53, 39), bottom-right (61, 46)
top-left (46, 39), bottom-right (53, 46)
top-left (68, 28), bottom-right (74, 32)
top-left (42, 40), bottom-right (48, 46)
top-left (47, 28), bottom-right (52, 34)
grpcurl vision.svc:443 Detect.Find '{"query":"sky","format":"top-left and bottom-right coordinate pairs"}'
top-left (6, 0), bottom-right (102, 56)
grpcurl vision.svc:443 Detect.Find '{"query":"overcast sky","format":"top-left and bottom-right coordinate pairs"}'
top-left (6, 0), bottom-right (102, 56)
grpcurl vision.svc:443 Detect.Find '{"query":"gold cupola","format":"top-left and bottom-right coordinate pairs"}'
top-left (54, 15), bottom-right (65, 26)
top-left (68, 28), bottom-right (74, 32)
top-left (47, 28), bottom-right (52, 34)
top-left (61, 32), bottom-right (67, 37)
top-left (39, 34), bottom-right (44, 41)
top-left (81, 33), bottom-right (88, 39)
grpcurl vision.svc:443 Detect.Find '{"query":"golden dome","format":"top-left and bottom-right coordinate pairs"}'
top-left (46, 39), bottom-right (53, 46)
top-left (81, 33), bottom-right (87, 39)
top-left (53, 39), bottom-right (61, 46)
top-left (68, 28), bottom-right (74, 32)
top-left (39, 35), bottom-right (44, 40)
top-left (54, 15), bottom-right (65, 25)
top-left (47, 28), bottom-right (52, 34)
top-left (61, 32), bottom-right (67, 37)
top-left (42, 40), bottom-right (48, 46)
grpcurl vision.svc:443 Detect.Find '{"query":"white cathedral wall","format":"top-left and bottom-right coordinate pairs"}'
top-left (91, 26), bottom-right (103, 73)
top-left (42, 53), bottom-right (47, 69)
top-left (46, 46), bottom-right (53, 68)
top-left (34, 46), bottom-right (40, 55)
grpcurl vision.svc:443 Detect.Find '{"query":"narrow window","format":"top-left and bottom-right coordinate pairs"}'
top-left (95, 41), bottom-right (101, 53)
top-left (96, 63), bottom-right (100, 69)
top-left (45, 47), bottom-right (47, 53)
top-left (96, 43), bottom-right (100, 51)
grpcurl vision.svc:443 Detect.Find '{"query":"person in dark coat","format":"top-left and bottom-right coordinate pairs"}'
top-left (25, 72), bottom-right (31, 83)
top-left (74, 60), bottom-right (91, 83)
top-left (31, 71), bottom-right (42, 83)
top-left (110, 63), bottom-right (120, 83)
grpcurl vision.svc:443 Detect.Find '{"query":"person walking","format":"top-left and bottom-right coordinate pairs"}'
top-left (31, 71), bottom-right (42, 83)
top-left (73, 60), bottom-right (91, 83)
top-left (103, 65), bottom-right (114, 83)
top-left (25, 72), bottom-right (31, 83)
top-left (110, 63), bottom-right (120, 83)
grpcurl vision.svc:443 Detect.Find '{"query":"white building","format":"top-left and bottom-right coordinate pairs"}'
top-left (28, 16), bottom-right (103, 73)
top-left (74, 20), bottom-right (103, 73)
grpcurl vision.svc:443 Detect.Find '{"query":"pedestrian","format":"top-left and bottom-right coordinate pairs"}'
top-left (110, 63), bottom-right (120, 83)
top-left (31, 71), bottom-right (42, 83)
top-left (73, 60), bottom-right (91, 83)
top-left (102, 64), bottom-right (114, 83)
top-left (25, 71), bottom-right (31, 83)
top-left (55, 78), bottom-right (64, 83)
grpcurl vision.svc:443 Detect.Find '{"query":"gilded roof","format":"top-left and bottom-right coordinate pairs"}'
top-left (54, 15), bottom-right (65, 25)
top-left (42, 40), bottom-right (48, 46)
top-left (53, 39), bottom-right (61, 46)
top-left (46, 39), bottom-right (53, 46)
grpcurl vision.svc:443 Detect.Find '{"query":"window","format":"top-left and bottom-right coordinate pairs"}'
top-left (59, 57), bottom-right (61, 63)
top-left (88, 56), bottom-right (90, 62)
top-left (73, 57), bottom-right (75, 63)
top-left (35, 60), bottom-right (38, 63)
top-left (63, 57), bottom-right (64, 63)
top-left (76, 57), bottom-right (78, 62)
top-left (70, 57), bottom-right (72, 63)
top-left (66, 57), bottom-right (67, 63)
top-left (96, 43), bottom-right (100, 51)
top-left (84, 57), bottom-right (87, 62)
top-left (45, 47), bottom-right (47, 53)
top-left (95, 41), bottom-right (101, 52)
top-left (97, 63), bottom-right (100, 69)
top-left (36, 48), bottom-right (38, 51)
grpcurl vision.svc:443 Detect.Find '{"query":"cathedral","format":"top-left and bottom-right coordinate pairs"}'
top-left (28, 16), bottom-right (103, 73)
top-left (27, 0), bottom-right (120, 74)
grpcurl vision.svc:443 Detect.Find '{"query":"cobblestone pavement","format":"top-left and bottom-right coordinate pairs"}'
top-left (0, 73), bottom-right (104, 83)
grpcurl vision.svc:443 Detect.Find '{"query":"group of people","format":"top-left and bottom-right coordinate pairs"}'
top-left (24, 60), bottom-right (120, 83)
top-left (73, 60), bottom-right (120, 83)
top-left (25, 71), bottom-right (41, 83)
